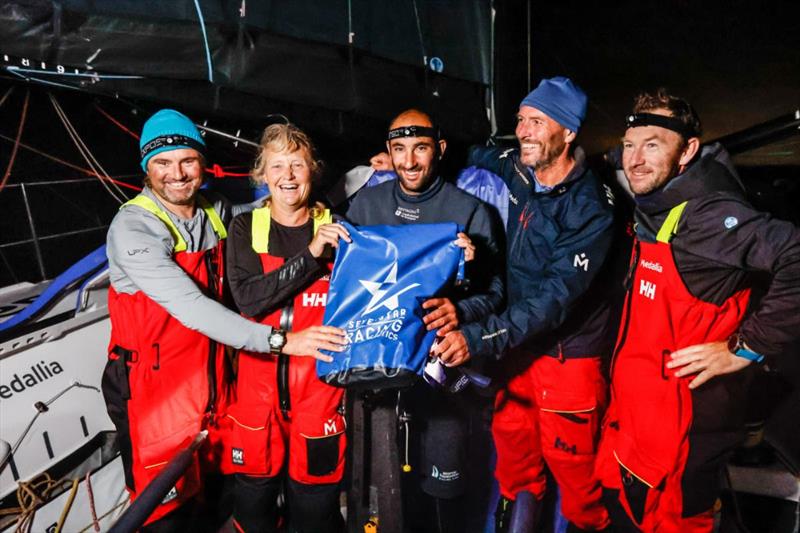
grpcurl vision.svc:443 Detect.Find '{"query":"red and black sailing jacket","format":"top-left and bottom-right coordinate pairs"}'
top-left (222, 206), bottom-right (346, 483)
top-left (611, 201), bottom-right (750, 492)
top-left (234, 206), bottom-right (333, 408)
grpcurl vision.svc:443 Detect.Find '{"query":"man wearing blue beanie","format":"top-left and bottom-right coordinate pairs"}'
top-left (104, 109), bottom-right (346, 530)
top-left (434, 77), bottom-right (614, 532)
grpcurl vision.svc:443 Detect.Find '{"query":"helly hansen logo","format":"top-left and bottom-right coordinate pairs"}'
top-left (232, 448), bottom-right (244, 465)
top-left (554, 436), bottom-right (577, 455)
top-left (302, 293), bottom-right (327, 307)
top-left (573, 253), bottom-right (589, 271)
top-left (639, 279), bottom-right (656, 300)
top-left (639, 259), bottom-right (663, 273)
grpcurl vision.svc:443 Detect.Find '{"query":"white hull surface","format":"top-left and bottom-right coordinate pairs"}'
top-left (0, 262), bottom-right (130, 531)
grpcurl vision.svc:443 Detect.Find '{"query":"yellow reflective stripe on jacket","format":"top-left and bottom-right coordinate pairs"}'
top-left (656, 201), bottom-right (688, 244)
top-left (251, 206), bottom-right (332, 253)
top-left (197, 195), bottom-right (227, 240)
top-left (124, 193), bottom-right (226, 252)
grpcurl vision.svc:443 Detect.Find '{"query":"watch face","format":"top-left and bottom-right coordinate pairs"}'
top-left (269, 331), bottom-right (285, 349)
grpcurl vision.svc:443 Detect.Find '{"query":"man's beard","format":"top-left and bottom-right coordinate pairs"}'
top-left (530, 143), bottom-right (564, 171)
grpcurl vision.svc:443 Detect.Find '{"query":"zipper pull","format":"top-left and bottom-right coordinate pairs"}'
top-left (623, 241), bottom-right (640, 291)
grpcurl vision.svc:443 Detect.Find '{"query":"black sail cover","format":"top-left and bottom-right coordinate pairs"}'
top-left (0, 0), bottom-right (492, 142)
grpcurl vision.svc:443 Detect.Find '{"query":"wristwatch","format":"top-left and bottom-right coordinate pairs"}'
top-left (268, 329), bottom-right (287, 354)
top-left (727, 332), bottom-right (764, 363)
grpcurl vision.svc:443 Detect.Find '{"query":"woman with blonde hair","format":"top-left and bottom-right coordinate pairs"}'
top-left (223, 123), bottom-right (350, 532)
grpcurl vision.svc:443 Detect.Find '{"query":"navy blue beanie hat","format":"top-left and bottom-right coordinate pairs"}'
top-left (519, 77), bottom-right (588, 133)
top-left (139, 109), bottom-right (206, 171)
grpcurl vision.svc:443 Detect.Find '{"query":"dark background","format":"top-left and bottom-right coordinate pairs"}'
top-left (494, 0), bottom-right (800, 164)
top-left (1, 0), bottom-right (798, 286)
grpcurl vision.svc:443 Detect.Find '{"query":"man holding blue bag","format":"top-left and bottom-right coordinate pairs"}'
top-left (332, 109), bottom-right (505, 532)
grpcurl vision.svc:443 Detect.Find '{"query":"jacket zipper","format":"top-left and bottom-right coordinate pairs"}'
top-left (609, 240), bottom-right (640, 376)
top-left (204, 250), bottom-right (219, 416)
top-left (512, 203), bottom-right (532, 261)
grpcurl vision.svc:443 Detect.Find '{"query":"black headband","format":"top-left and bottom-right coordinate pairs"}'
top-left (625, 113), bottom-right (698, 139)
top-left (140, 134), bottom-right (206, 161)
top-left (387, 125), bottom-right (440, 141)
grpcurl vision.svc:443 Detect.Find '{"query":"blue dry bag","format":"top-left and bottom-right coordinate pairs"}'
top-left (317, 222), bottom-right (463, 389)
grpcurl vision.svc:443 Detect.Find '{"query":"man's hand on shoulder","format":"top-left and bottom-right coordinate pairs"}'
top-left (370, 152), bottom-right (392, 171)
top-left (667, 340), bottom-right (752, 389)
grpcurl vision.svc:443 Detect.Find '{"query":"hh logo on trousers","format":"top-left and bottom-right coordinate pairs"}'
top-left (639, 279), bottom-right (656, 300)
top-left (232, 448), bottom-right (244, 465)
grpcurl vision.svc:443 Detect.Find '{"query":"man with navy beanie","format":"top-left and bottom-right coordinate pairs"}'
top-left (434, 77), bottom-right (615, 531)
top-left (104, 109), bottom-right (346, 530)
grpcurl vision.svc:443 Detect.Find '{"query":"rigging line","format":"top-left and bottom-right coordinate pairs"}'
top-left (84, 471), bottom-right (101, 532)
top-left (0, 85), bottom-right (13, 108)
top-left (0, 88), bottom-right (30, 193)
top-left (51, 96), bottom-right (110, 175)
top-left (205, 164), bottom-right (250, 178)
top-left (49, 94), bottom-right (125, 203)
top-left (196, 124), bottom-right (258, 148)
top-left (192, 0), bottom-right (215, 83)
top-left (49, 94), bottom-right (128, 203)
top-left (347, 0), bottom-right (354, 43)
top-left (0, 133), bottom-right (141, 191)
top-left (93, 104), bottom-right (140, 140)
top-left (410, 0), bottom-right (428, 67)
top-left (50, 105), bottom-right (126, 206)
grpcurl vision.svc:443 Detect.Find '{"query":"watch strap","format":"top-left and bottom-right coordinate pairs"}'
top-left (734, 346), bottom-right (765, 363)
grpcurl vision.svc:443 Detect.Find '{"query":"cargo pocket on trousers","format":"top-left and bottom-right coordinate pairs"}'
top-left (292, 412), bottom-right (345, 482)
top-left (222, 403), bottom-right (276, 476)
top-left (539, 388), bottom-right (599, 456)
top-left (620, 463), bottom-right (650, 525)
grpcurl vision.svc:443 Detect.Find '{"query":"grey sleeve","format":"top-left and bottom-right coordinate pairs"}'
top-left (231, 194), bottom-right (269, 218)
top-left (107, 209), bottom-right (272, 352)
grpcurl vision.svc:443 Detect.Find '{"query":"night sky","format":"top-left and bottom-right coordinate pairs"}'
top-left (499, 0), bottom-right (800, 165)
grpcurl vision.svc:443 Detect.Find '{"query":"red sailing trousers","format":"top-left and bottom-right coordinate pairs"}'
top-left (493, 355), bottom-right (609, 530)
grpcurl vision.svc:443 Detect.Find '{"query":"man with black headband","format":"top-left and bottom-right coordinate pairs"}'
top-left (346, 109), bottom-right (505, 532)
top-left (595, 89), bottom-right (800, 532)
top-left (104, 109), bottom-right (346, 530)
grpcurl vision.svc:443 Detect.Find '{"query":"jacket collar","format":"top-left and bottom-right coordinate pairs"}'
top-left (515, 146), bottom-right (588, 196)
top-left (393, 175), bottom-right (445, 203)
top-left (634, 143), bottom-right (745, 216)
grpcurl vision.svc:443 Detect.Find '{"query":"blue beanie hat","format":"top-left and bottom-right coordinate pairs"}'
top-left (519, 77), bottom-right (588, 133)
top-left (139, 109), bottom-right (206, 171)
